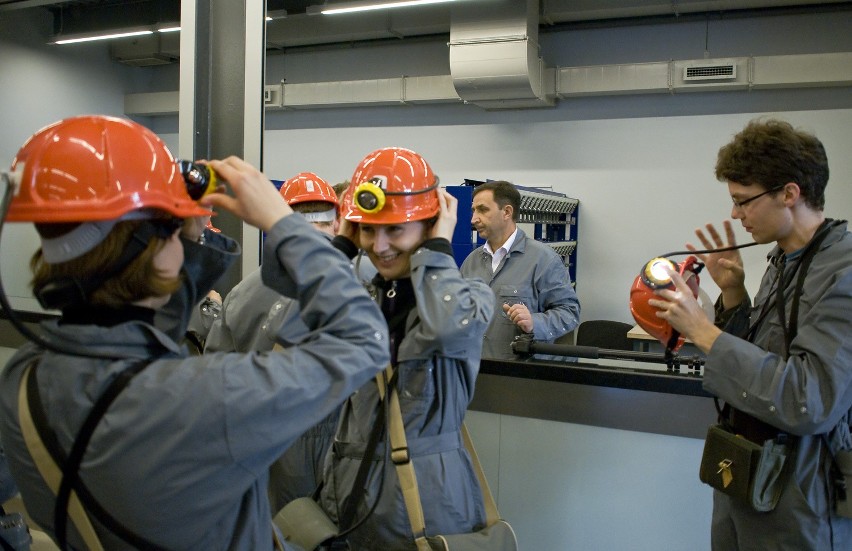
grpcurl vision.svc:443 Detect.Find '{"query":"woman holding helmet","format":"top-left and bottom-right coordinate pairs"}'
top-left (0, 115), bottom-right (388, 550)
top-left (318, 147), bottom-right (495, 549)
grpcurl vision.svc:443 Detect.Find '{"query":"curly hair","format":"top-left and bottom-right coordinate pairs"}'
top-left (715, 118), bottom-right (828, 210)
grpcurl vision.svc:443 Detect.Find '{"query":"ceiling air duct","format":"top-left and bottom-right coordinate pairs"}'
top-left (449, 0), bottom-right (554, 109)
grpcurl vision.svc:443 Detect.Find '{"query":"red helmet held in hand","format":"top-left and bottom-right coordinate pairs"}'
top-left (629, 255), bottom-right (702, 352)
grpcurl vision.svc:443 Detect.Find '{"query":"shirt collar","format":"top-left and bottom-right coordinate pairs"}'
top-left (484, 227), bottom-right (519, 256)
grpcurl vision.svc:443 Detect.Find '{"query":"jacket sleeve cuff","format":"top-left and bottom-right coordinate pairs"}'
top-left (331, 235), bottom-right (359, 260)
top-left (420, 238), bottom-right (453, 257)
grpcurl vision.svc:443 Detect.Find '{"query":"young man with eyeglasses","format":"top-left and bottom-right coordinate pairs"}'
top-left (650, 118), bottom-right (851, 550)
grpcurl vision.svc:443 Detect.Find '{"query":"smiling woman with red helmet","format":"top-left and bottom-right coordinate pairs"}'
top-left (315, 147), bottom-right (497, 550)
top-left (0, 115), bottom-right (388, 550)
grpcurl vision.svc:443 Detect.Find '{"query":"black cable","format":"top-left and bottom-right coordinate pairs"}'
top-left (331, 374), bottom-right (393, 544)
top-left (660, 241), bottom-right (760, 259)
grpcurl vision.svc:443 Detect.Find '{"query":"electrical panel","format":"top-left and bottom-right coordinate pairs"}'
top-left (447, 181), bottom-right (579, 287)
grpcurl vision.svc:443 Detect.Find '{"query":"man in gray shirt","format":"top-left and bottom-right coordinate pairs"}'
top-left (460, 181), bottom-right (580, 359)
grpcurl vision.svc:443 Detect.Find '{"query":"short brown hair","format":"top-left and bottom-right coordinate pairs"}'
top-left (715, 119), bottom-right (828, 210)
top-left (293, 201), bottom-right (335, 214)
top-left (472, 181), bottom-right (521, 222)
top-left (333, 181), bottom-right (350, 201)
top-left (31, 220), bottom-right (181, 308)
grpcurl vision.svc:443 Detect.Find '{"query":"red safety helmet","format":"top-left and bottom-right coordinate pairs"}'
top-left (341, 147), bottom-right (439, 224)
top-left (6, 115), bottom-right (212, 223)
top-left (629, 255), bottom-right (702, 352)
top-left (280, 172), bottom-right (338, 207)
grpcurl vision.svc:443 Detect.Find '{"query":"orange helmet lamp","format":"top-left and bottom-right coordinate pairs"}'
top-left (177, 160), bottom-right (219, 200)
top-left (353, 181), bottom-right (388, 214)
top-left (629, 255), bottom-right (703, 352)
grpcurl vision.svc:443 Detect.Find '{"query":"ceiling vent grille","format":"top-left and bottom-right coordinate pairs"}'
top-left (683, 63), bottom-right (736, 81)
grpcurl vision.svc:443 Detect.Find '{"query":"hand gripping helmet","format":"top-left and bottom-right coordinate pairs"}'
top-left (629, 255), bottom-right (703, 352)
top-left (341, 147), bottom-right (439, 224)
top-left (6, 115), bottom-right (212, 223)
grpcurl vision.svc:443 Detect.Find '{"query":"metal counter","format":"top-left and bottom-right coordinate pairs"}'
top-left (470, 356), bottom-right (717, 439)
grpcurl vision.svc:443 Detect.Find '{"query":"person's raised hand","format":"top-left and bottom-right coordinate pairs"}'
top-left (686, 220), bottom-right (747, 307)
top-left (201, 157), bottom-right (292, 232)
top-left (430, 189), bottom-right (458, 241)
top-left (181, 215), bottom-right (209, 242)
top-left (337, 217), bottom-right (360, 248)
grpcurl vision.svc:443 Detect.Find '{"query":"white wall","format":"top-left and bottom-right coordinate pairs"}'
top-left (257, 110), bottom-right (852, 323)
top-left (466, 410), bottom-right (712, 551)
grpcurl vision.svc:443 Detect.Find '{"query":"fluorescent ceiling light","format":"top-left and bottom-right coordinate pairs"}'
top-left (157, 26), bottom-right (181, 33)
top-left (310, 0), bottom-right (456, 16)
top-left (53, 29), bottom-right (153, 45)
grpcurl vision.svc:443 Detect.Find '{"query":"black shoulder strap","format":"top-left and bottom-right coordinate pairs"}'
top-left (28, 360), bottom-right (169, 551)
top-left (336, 368), bottom-right (397, 533)
top-left (784, 219), bottom-right (840, 353)
top-left (724, 220), bottom-right (841, 435)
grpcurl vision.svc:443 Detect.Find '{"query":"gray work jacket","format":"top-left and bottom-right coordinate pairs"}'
top-left (460, 228), bottom-right (580, 359)
top-left (0, 215), bottom-right (389, 550)
top-left (704, 220), bottom-right (852, 551)
top-left (204, 235), bottom-right (376, 512)
top-left (319, 246), bottom-right (495, 550)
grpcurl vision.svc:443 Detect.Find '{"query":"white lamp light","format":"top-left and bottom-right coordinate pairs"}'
top-left (308, 0), bottom-right (457, 16)
top-left (53, 28), bottom-right (154, 45)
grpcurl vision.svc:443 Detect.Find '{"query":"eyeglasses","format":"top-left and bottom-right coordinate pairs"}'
top-left (731, 185), bottom-right (786, 210)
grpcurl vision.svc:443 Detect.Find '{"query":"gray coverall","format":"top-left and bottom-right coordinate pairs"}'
top-left (460, 228), bottom-right (580, 359)
top-left (705, 220), bottom-right (852, 550)
top-left (204, 242), bottom-right (377, 512)
top-left (319, 243), bottom-right (495, 550)
top-left (0, 215), bottom-right (389, 550)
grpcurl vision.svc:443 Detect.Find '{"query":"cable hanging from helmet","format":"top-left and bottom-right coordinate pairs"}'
top-left (659, 241), bottom-right (760, 259)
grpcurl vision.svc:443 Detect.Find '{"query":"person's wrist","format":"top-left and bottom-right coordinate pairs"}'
top-left (691, 324), bottom-right (722, 354)
top-left (720, 287), bottom-right (747, 310)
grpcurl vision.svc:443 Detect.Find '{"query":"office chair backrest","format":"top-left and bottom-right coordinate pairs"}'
top-left (575, 320), bottom-right (633, 351)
